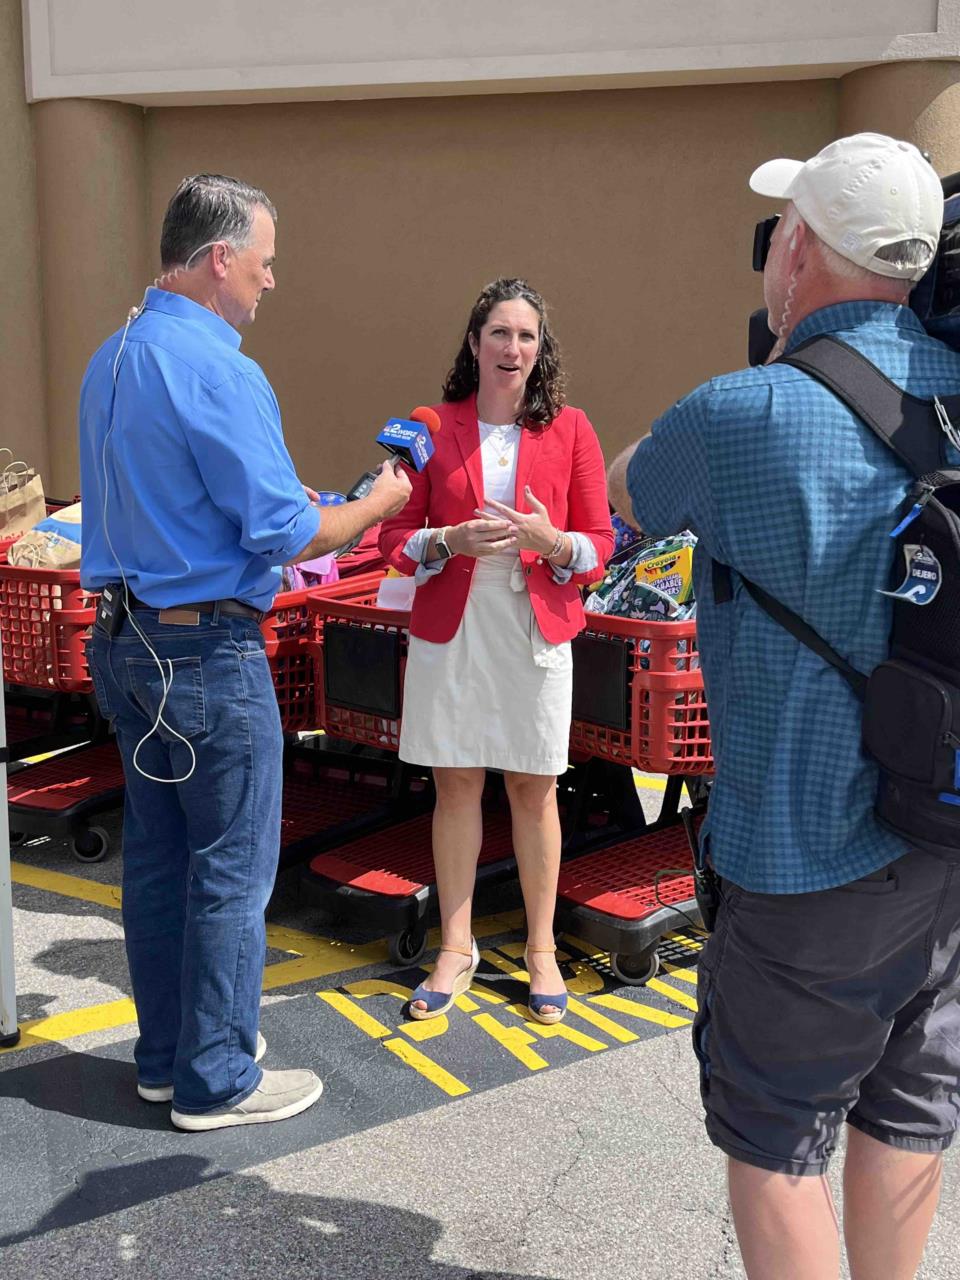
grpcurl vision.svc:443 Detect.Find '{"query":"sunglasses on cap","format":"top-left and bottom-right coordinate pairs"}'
top-left (752, 215), bottom-right (780, 273)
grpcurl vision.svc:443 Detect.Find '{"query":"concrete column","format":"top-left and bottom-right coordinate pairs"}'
top-left (0, 2), bottom-right (48, 480)
top-left (33, 99), bottom-right (148, 495)
top-left (840, 60), bottom-right (960, 176)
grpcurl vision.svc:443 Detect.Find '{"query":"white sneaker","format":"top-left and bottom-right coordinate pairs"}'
top-left (170, 1069), bottom-right (323, 1131)
top-left (137, 1031), bottom-right (267, 1103)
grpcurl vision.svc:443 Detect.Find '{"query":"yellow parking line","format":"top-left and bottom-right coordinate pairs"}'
top-left (565, 996), bottom-right (639, 1044)
top-left (646, 977), bottom-right (699, 1013)
top-left (473, 1012), bottom-right (549, 1071)
top-left (261, 937), bottom-right (388, 989)
top-left (502, 1004), bottom-right (608, 1053)
top-left (341, 978), bottom-right (450, 1043)
top-left (382, 1037), bottom-right (471, 1097)
top-left (664, 930), bottom-right (707, 949)
top-left (632, 774), bottom-right (691, 798)
top-left (317, 992), bottom-right (391, 1039)
top-left (11, 862), bottom-right (122, 911)
top-left (660, 964), bottom-right (699, 986)
top-left (3, 864), bottom-right (392, 1054)
top-left (6, 858), bottom-right (693, 1070)
top-left (634, 775), bottom-right (667, 792)
top-left (1, 998), bottom-right (138, 1053)
top-left (590, 993), bottom-right (691, 1029)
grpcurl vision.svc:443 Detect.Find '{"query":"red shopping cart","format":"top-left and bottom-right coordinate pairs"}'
top-left (555, 613), bottom-right (714, 983)
top-left (0, 566), bottom-right (394, 862)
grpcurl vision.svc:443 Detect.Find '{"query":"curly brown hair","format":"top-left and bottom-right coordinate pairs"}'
top-left (441, 278), bottom-right (566, 428)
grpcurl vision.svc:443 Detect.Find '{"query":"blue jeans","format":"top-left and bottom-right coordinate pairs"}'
top-left (87, 607), bottom-right (283, 1113)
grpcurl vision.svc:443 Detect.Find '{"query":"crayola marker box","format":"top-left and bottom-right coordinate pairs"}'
top-left (635, 543), bottom-right (695, 604)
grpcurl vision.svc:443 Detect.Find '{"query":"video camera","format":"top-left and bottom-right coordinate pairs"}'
top-left (747, 171), bottom-right (960, 366)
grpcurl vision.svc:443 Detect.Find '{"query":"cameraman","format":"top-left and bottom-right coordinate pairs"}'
top-left (609, 134), bottom-right (960, 1279)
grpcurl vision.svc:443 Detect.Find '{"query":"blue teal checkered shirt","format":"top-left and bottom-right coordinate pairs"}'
top-left (627, 302), bottom-right (960, 892)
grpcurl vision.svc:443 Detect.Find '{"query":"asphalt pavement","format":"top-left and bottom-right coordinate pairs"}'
top-left (2, 797), bottom-right (958, 1280)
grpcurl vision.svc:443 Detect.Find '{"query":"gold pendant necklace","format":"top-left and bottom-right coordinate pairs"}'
top-left (487, 423), bottom-right (517, 468)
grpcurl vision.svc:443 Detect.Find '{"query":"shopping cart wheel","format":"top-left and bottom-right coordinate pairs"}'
top-left (609, 948), bottom-right (659, 987)
top-left (9, 831), bottom-right (27, 847)
top-left (389, 926), bottom-right (428, 967)
top-left (70, 826), bottom-right (110, 864)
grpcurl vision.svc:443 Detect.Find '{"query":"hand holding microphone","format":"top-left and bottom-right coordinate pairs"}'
top-left (287, 404), bottom-right (437, 563)
top-left (377, 406), bottom-right (441, 472)
top-left (369, 403), bottom-right (435, 519)
top-left (369, 457), bottom-right (412, 518)
top-left (343, 405), bottom-right (442, 503)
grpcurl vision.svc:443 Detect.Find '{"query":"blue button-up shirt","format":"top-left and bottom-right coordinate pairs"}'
top-left (79, 289), bottom-right (320, 612)
top-left (627, 302), bottom-right (960, 892)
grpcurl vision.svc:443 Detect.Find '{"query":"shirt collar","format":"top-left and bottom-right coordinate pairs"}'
top-left (143, 287), bottom-right (243, 349)
top-left (785, 301), bottom-right (924, 355)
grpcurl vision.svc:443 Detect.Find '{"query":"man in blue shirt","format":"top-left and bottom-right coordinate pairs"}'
top-left (80, 174), bottom-right (410, 1131)
top-left (610, 135), bottom-right (960, 1278)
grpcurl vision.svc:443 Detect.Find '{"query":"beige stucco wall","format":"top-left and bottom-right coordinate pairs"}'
top-left (33, 99), bottom-right (149, 496)
top-left (0, 0), bottom-right (47, 482)
top-left (138, 79), bottom-right (838, 491)
top-left (9, 55), bottom-right (960, 496)
top-left (840, 58), bottom-right (960, 174)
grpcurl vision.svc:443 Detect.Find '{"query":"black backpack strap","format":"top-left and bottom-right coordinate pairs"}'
top-left (712, 556), bottom-right (867, 700)
top-left (781, 335), bottom-right (948, 477)
top-left (737, 575), bottom-right (868, 701)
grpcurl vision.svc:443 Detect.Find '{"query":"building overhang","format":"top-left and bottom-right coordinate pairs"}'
top-left (22, 0), bottom-right (960, 107)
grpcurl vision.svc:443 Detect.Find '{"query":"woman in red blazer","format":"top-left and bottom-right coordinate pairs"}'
top-left (379, 278), bottom-right (613, 1024)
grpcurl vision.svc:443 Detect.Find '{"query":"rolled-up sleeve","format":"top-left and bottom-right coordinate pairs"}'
top-left (565, 412), bottom-right (614, 584)
top-left (549, 531), bottom-right (598, 584)
top-left (190, 368), bottom-right (319, 564)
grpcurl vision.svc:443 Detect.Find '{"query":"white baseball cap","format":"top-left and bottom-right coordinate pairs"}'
top-left (749, 132), bottom-right (943, 281)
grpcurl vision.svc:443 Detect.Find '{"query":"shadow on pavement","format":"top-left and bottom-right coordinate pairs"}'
top-left (0, 1154), bottom-right (546, 1279)
top-left (0, 1048), bottom-right (168, 1133)
top-left (33, 936), bottom-right (131, 987)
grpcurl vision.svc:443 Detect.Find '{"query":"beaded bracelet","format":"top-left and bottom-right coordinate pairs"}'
top-left (546, 530), bottom-right (566, 561)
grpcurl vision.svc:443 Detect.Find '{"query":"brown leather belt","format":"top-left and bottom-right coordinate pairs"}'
top-left (124, 590), bottom-right (263, 625)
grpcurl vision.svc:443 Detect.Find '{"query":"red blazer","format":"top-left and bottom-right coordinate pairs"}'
top-left (379, 395), bottom-right (614, 644)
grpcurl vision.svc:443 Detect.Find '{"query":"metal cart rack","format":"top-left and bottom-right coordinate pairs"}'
top-left (7, 741), bottom-right (124, 863)
top-left (302, 798), bottom-right (518, 966)
top-left (278, 738), bottom-right (432, 873)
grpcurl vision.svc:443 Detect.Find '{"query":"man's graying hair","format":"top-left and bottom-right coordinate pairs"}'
top-left (160, 174), bottom-right (277, 269)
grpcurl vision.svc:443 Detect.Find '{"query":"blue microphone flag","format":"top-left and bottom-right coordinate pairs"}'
top-left (376, 418), bottom-right (435, 472)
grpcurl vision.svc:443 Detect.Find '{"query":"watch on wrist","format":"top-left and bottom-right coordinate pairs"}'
top-left (434, 526), bottom-right (454, 560)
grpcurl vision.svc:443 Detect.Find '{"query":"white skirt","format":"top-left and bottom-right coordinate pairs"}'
top-left (399, 555), bottom-right (572, 775)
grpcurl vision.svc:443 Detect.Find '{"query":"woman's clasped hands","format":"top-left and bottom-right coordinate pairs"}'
top-left (485, 486), bottom-right (561, 556)
top-left (447, 512), bottom-right (518, 557)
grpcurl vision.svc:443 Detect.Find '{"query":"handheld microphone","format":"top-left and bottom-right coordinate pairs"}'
top-left (345, 406), bottom-right (442, 502)
top-left (376, 405), bottom-right (441, 472)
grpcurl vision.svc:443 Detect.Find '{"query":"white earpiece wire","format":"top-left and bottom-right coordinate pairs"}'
top-left (100, 240), bottom-right (233, 782)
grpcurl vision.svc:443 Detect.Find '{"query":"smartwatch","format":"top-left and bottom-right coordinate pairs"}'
top-left (434, 527), bottom-right (454, 561)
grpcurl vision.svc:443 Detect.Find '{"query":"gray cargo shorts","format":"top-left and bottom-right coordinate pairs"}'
top-left (693, 847), bottom-right (960, 1176)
